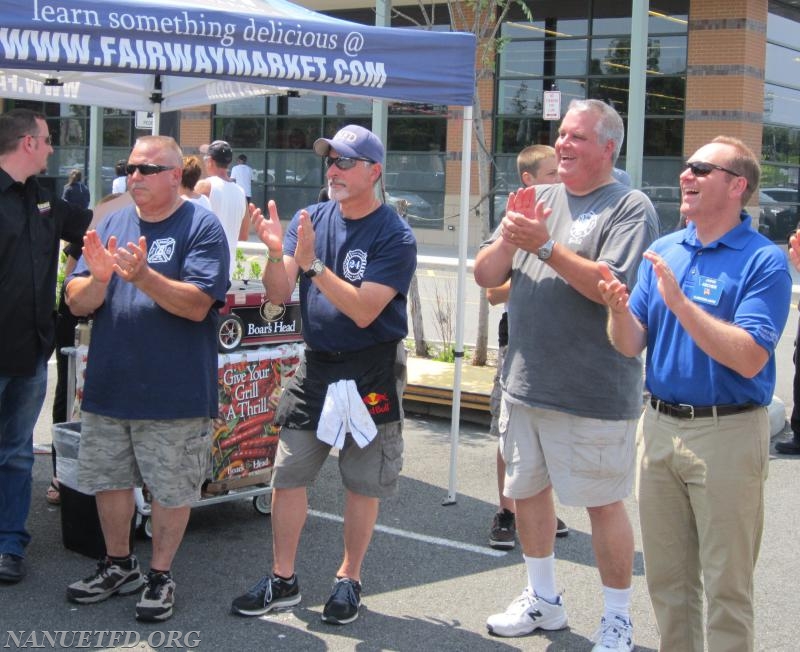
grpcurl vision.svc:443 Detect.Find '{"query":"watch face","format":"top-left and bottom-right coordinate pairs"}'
top-left (537, 240), bottom-right (554, 260)
top-left (312, 259), bottom-right (324, 274)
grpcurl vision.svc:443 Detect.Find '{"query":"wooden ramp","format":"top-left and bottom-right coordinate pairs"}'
top-left (403, 357), bottom-right (493, 413)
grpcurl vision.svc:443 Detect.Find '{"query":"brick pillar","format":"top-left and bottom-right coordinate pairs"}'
top-left (685, 0), bottom-right (767, 161)
top-left (179, 106), bottom-right (213, 155)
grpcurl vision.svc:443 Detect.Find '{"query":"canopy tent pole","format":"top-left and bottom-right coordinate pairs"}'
top-left (87, 106), bottom-right (103, 204)
top-left (444, 104), bottom-right (473, 505)
top-left (151, 75), bottom-right (162, 135)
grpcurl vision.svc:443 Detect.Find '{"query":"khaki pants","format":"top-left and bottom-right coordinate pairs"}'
top-left (637, 404), bottom-right (769, 652)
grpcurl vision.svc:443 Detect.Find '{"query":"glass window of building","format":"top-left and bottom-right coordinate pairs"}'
top-left (494, 0), bottom-right (689, 226)
top-left (760, 1), bottom-right (800, 241)
top-left (209, 8), bottom-right (451, 229)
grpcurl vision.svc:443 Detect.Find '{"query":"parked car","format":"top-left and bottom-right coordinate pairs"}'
top-left (386, 190), bottom-right (436, 226)
top-left (758, 187), bottom-right (798, 241)
top-left (641, 186), bottom-right (683, 235)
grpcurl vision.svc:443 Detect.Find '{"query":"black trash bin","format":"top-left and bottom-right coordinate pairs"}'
top-left (52, 422), bottom-right (135, 559)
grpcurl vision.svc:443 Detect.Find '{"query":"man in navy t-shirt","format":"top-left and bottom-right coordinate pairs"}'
top-left (231, 125), bottom-right (416, 626)
top-left (65, 135), bottom-right (229, 622)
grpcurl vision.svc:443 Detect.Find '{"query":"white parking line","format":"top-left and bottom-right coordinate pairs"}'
top-left (308, 509), bottom-right (506, 558)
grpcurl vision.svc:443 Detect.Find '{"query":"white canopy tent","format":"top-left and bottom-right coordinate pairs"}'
top-left (1, 0), bottom-right (476, 501)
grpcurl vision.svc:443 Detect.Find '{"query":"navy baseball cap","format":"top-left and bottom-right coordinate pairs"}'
top-left (313, 125), bottom-right (385, 164)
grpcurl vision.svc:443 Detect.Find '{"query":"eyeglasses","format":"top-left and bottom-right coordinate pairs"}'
top-left (685, 161), bottom-right (742, 178)
top-left (324, 156), bottom-right (373, 170)
top-left (125, 163), bottom-right (175, 176)
top-left (18, 134), bottom-right (53, 145)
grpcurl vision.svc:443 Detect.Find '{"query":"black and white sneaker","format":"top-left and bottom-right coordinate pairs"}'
top-left (231, 574), bottom-right (301, 616)
top-left (321, 577), bottom-right (362, 625)
top-left (135, 571), bottom-right (176, 622)
top-left (67, 556), bottom-right (145, 604)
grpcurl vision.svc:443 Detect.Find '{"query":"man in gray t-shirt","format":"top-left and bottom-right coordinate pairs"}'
top-left (474, 99), bottom-right (658, 650)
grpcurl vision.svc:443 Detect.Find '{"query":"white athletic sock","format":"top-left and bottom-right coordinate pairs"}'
top-left (602, 585), bottom-right (632, 622)
top-left (523, 553), bottom-right (557, 603)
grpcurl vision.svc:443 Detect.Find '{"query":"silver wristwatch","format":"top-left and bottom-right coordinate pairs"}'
top-left (537, 239), bottom-right (555, 261)
top-left (303, 258), bottom-right (326, 278)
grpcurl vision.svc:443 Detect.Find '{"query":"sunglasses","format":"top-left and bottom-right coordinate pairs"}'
top-left (18, 134), bottom-right (53, 145)
top-left (324, 156), bottom-right (373, 170)
top-left (685, 161), bottom-right (742, 178)
top-left (125, 163), bottom-right (175, 176)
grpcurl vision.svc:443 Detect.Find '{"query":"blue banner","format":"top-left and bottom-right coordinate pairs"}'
top-left (0, 0), bottom-right (476, 107)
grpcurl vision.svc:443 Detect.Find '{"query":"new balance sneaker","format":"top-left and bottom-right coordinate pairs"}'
top-left (556, 517), bottom-right (569, 538)
top-left (230, 574), bottom-right (301, 616)
top-left (321, 577), bottom-right (362, 625)
top-left (135, 571), bottom-right (176, 622)
top-left (486, 588), bottom-right (568, 637)
top-left (489, 509), bottom-right (516, 549)
top-left (67, 556), bottom-right (145, 604)
top-left (592, 615), bottom-right (634, 652)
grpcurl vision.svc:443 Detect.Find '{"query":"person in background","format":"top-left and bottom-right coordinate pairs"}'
top-left (180, 155), bottom-right (212, 211)
top-left (47, 243), bottom-right (82, 507)
top-left (612, 167), bottom-right (632, 187)
top-left (196, 141), bottom-right (248, 279)
top-left (474, 99), bottom-right (659, 651)
top-left (488, 144), bottom-right (567, 549)
top-left (598, 136), bottom-right (791, 651)
top-left (775, 236), bottom-right (800, 455)
top-left (112, 159), bottom-right (127, 194)
top-left (50, 193), bottom-right (133, 505)
top-left (0, 108), bottom-right (91, 584)
top-left (62, 169), bottom-right (91, 209)
top-left (230, 154), bottom-right (253, 204)
top-left (64, 136), bottom-right (229, 621)
top-left (231, 125), bottom-right (416, 626)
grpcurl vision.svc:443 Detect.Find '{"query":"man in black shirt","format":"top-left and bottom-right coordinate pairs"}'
top-left (0, 109), bottom-right (90, 584)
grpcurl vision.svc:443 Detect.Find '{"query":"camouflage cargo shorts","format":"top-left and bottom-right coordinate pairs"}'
top-left (78, 411), bottom-right (211, 508)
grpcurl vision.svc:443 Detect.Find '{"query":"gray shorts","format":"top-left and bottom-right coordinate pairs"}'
top-left (271, 421), bottom-right (404, 499)
top-left (499, 398), bottom-right (636, 507)
top-left (78, 411), bottom-right (211, 508)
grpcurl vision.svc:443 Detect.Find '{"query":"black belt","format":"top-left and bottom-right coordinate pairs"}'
top-left (649, 397), bottom-right (758, 420)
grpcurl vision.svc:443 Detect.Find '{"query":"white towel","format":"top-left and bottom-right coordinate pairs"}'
top-left (316, 379), bottom-right (377, 449)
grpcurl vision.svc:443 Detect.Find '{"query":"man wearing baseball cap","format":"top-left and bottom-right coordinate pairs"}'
top-left (196, 140), bottom-right (247, 279)
top-left (231, 125), bottom-right (416, 626)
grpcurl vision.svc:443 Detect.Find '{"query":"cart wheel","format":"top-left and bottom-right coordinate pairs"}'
top-left (217, 314), bottom-right (244, 352)
top-left (253, 494), bottom-right (271, 515)
top-left (140, 516), bottom-right (153, 539)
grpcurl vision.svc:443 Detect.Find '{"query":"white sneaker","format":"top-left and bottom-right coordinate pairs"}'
top-left (486, 588), bottom-right (568, 637)
top-left (592, 615), bottom-right (634, 651)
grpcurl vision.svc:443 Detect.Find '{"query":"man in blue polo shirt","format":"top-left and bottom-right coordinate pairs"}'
top-left (598, 135), bottom-right (791, 652)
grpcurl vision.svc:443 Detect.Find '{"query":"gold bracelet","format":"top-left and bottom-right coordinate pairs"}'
top-left (267, 252), bottom-right (283, 264)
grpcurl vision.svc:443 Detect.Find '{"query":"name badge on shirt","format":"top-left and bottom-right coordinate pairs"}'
top-left (691, 275), bottom-right (722, 306)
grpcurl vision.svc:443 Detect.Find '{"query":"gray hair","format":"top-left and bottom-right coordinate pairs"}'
top-left (567, 99), bottom-right (625, 163)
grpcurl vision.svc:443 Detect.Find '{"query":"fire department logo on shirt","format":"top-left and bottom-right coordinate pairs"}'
top-left (343, 249), bottom-right (367, 282)
top-left (568, 212), bottom-right (599, 244)
top-left (148, 238), bottom-right (176, 263)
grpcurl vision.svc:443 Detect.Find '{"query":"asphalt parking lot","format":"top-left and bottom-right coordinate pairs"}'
top-left (5, 364), bottom-right (799, 651)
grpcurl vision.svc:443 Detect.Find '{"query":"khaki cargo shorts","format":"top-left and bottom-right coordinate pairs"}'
top-left (499, 399), bottom-right (636, 507)
top-left (78, 411), bottom-right (211, 508)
